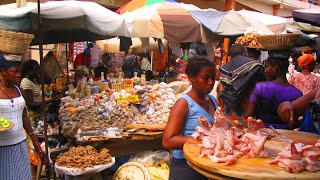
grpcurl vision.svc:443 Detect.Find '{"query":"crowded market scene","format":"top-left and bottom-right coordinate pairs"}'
top-left (0, 0), bottom-right (320, 179)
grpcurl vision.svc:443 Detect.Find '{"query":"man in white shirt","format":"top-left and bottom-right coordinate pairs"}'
top-left (137, 53), bottom-right (151, 74)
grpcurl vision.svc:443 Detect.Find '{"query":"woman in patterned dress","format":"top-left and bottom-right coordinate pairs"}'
top-left (288, 54), bottom-right (320, 95)
top-left (0, 54), bottom-right (42, 180)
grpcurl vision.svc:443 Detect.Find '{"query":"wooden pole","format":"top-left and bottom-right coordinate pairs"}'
top-left (37, 1), bottom-right (51, 179)
top-left (273, 5), bottom-right (278, 16)
top-left (222, 38), bottom-right (230, 64)
top-left (225, 0), bottom-right (235, 11)
top-left (273, 1), bottom-right (284, 16)
top-left (16, 0), bottom-right (27, 8)
top-left (222, 0), bottom-right (234, 65)
top-left (65, 43), bottom-right (70, 85)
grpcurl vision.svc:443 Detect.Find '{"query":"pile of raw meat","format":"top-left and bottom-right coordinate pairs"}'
top-left (192, 111), bottom-right (274, 166)
top-left (192, 110), bottom-right (320, 173)
top-left (268, 140), bottom-right (320, 173)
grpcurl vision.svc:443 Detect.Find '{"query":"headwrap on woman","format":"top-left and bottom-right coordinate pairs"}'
top-left (297, 54), bottom-right (315, 68)
top-left (0, 53), bottom-right (21, 70)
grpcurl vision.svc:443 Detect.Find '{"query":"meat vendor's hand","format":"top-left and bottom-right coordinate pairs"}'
top-left (277, 101), bottom-right (294, 124)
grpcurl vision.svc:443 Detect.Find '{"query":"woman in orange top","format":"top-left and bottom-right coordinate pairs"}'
top-left (288, 54), bottom-right (320, 95)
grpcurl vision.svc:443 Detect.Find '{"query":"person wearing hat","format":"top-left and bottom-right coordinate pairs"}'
top-left (0, 53), bottom-right (43, 179)
top-left (288, 54), bottom-right (320, 95)
top-left (247, 50), bottom-right (303, 129)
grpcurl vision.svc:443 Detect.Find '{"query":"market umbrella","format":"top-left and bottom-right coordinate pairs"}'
top-left (189, 9), bottom-right (288, 36)
top-left (292, 8), bottom-right (320, 27)
top-left (287, 18), bottom-right (320, 33)
top-left (0, 1), bottom-right (126, 44)
top-left (116, 0), bottom-right (177, 14)
top-left (122, 2), bottom-right (216, 43)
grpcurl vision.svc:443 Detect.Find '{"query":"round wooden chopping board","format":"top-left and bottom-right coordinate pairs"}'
top-left (183, 130), bottom-right (320, 179)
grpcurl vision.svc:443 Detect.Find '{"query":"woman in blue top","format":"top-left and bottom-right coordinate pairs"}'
top-left (163, 56), bottom-right (217, 180)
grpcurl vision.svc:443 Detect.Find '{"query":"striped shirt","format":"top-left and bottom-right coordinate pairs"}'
top-left (20, 78), bottom-right (42, 103)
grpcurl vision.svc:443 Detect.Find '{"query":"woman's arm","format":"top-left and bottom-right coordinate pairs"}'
top-left (278, 88), bottom-right (319, 122)
top-left (22, 89), bottom-right (40, 108)
top-left (246, 102), bottom-right (256, 117)
top-left (246, 84), bottom-right (260, 118)
top-left (22, 108), bottom-right (42, 154)
top-left (22, 89), bottom-right (59, 109)
top-left (162, 98), bottom-right (190, 150)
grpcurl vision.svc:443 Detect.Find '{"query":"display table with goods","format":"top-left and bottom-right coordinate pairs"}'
top-left (183, 113), bottom-right (320, 179)
top-left (57, 78), bottom-right (178, 158)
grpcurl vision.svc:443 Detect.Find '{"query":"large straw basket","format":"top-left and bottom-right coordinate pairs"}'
top-left (0, 29), bottom-right (34, 55)
top-left (257, 34), bottom-right (301, 50)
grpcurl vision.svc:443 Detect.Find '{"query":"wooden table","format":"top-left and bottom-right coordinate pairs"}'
top-left (184, 130), bottom-right (320, 179)
top-left (77, 133), bottom-right (164, 158)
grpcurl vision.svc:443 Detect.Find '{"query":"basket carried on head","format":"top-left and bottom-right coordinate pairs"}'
top-left (257, 34), bottom-right (301, 50)
top-left (0, 29), bottom-right (34, 55)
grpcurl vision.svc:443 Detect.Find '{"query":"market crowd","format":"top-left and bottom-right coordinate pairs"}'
top-left (0, 30), bottom-right (320, 180)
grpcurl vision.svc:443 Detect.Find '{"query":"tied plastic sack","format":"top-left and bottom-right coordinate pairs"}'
top-left (168, 81), bottom-right (190, 95)
top-left (128, 150), bottom-right (170, 167)
top-left (128, 150), bottom-right (170, 180)
top-left (299, 99), bottom-right (320, 134)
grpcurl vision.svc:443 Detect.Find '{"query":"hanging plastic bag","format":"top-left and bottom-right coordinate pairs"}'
top-left (299, 109), bottom-right (320, 134)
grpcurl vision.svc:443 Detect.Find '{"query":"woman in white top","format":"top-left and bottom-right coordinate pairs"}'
top-left (0, 54), bottom-right (42, 179)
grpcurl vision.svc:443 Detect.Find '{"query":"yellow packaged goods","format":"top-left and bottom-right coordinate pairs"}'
top-left (56, 145), bottom-right (112, 170)
top-left (122, 82), bottom-right (133, 90)
top-left (116, 95), bottom-right (139, 104)
top-left (111, 83), bottom-right (122, 92)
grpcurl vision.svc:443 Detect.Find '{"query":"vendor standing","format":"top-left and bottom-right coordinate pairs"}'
top-left (94, 53), bottom-right (110, 80)
top-left (20, 60), bottom-right (43, 128)
top-left (247, 50), bottom-right (303, 129)
top-left (20, 60), bottom-right (59, 128)
top-left (0, 53), bottom-right (42, 180)
top-left (163, 56), bottom-right (218, 180)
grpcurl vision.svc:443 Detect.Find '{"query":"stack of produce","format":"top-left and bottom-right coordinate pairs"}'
top-left (56, 145), bottom-right (112, 169)
top-left (235, 33), bottom-right (261, 48)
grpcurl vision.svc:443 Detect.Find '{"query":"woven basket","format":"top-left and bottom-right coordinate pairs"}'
top-left (257, 34), bottom-right (301, 50)
top-left (0, 29), bottom-right (34, 55)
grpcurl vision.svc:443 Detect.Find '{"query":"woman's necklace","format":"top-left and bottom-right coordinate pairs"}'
top-left (0, 87), bottom-right (15, 107)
